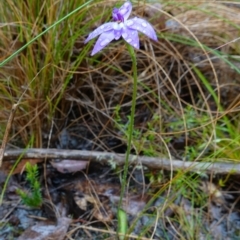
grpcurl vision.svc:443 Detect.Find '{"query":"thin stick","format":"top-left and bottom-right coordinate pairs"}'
top-left (0, 104), bottom-right (18, 167)
top-left (2, 148), bottom-right (240, 175)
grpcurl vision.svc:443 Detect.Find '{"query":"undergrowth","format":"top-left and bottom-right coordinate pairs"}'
top-left (16, 162), bottom-right (42, 208)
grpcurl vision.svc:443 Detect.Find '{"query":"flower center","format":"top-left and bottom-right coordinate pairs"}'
top-left (112, 8), bottom-right (124, 22)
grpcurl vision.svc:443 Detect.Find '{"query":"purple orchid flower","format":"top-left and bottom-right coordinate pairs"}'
top-left (85, 1), bottom-right (157, 56)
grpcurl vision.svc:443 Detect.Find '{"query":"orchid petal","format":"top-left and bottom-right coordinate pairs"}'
top-left (84, 22), bottom-right (115, 44)
top-left (122, 28), bottom-right (139, 49)
top-left (119, 1), bottom-right (132, 21)
top-left (91, 30), bottom-right (115, 56)
top-left (125, 17), bottom-right (158, 41)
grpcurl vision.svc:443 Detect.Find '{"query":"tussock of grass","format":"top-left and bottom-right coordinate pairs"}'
top-left (1, 0), bottom-right (240, 238)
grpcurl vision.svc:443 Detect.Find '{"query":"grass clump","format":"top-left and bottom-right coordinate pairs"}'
top-left (0, 0), bottom-right (94, 147)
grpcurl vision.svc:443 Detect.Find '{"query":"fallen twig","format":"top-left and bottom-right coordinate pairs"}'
top-left (2, 148), bottom-right (240, 175)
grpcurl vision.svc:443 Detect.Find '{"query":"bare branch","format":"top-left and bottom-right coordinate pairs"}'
top-left (2, 148), bottom-right (239, 175)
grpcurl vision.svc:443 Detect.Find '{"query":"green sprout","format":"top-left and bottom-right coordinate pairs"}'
top-left (17, 162), bottom-right (42, 208)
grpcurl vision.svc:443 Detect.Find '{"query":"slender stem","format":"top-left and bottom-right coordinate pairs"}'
top-left (118, 44), bottom-right (138, 237)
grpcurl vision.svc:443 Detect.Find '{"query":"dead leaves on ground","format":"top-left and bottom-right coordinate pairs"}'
top-left (2, 164), bottom-right (240, 240)
top-left (17, 217), bottom-right (71, 240)
top-left (65, 179), bottom-right (149, 223)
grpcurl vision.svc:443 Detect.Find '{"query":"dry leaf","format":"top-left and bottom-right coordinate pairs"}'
top-left (51, 160), bottom-right (88, 173)
top-left (1, 159), bottom-right (43, 175)
top-left (17, 217), bottom-right (71, 240)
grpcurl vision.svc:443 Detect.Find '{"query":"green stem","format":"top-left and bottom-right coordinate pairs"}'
top-left (117, 44), bottom-right (138, 238)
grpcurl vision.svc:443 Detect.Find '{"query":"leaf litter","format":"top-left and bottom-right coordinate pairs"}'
top-left (1, 1), bottom-right (240, 239)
